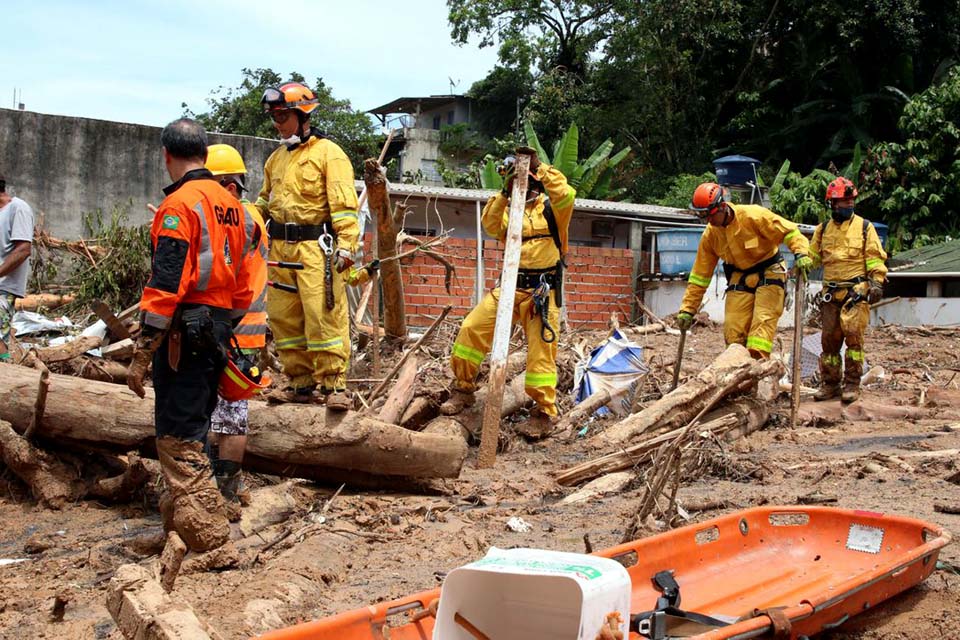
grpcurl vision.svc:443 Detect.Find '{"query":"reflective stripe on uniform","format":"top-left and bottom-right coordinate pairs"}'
top-left (847, 349), bottom-right (864, 362)
top-left (688, 272), bottom-right (712, 287)
top-left (307, 336), bottom-right (344, 351)
top-left (524, 371), bottom-right (557, 388)
top-left (746, 335), bottom-right (772, 353)
top-left (276, 335), bottom-right (307, 349)
top-left (822, 353), bottom-right (842, 365)
top-left (234, 322), bottom-right (268, 336)
top-left (331, 210), bottom-right (358, 222)
top-left (452, 342), bottom-right (485, 365)
top-left (784, 229), bottom-right (801, 243)
top-left (193, 201), bottom-right (214, 291)
top-left (866, 258), bottom-right (883, 270)
top-left (143, 311), bottom-right (171, 330)
top-left (554, 187), bottom-right (575, 210)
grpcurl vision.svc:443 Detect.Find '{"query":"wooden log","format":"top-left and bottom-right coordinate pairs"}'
top-left (363, 158), bottom-right (406, 339)
top-left (554, 387), bottom-right (629, 436)
top-left (88, 454), bottom-right (155, 502)
top-left (436, 373), bottom-right (531, 441)
top-left (101, 338), bottom-right (135, 360)
top-left (14, 293), bottom-right (76, 311)
top-left (400, 396), bottom-right (435, 430)
top-left (63, 357), bottom-right (129, 384)
top-left (478, 154), bottom-right (529, 468)
top-left (107, 564), bottom-right (216, 640)
top-left (594, 344), bottom-right (783, 446)
top-left (29, 335), bottom-right (103, 364)
top-left (559, 471), bottom-right (635, 505)
top-left (91, 299), bottom-right (132, 341)
top-left (0, 419), bottom-right (86, 508)
top-left (0, 364), bottom-right (468, 481)
top-left (556, 397), bottom-right (769, 486)
top-left (377, 355), bottom-right (418, 424)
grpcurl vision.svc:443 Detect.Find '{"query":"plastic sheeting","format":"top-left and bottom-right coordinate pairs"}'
top-left (574, 329), bottom-right (649, 417)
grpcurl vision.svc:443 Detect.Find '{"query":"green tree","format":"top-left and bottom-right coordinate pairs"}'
top-left (183, 68), bottom-right (380, 170)
top-left (447, 0), bottom-right (616, 76)
top-left (467, 65), bottom-right (533, 139)
top-left (860, 66), bottom-right (960, 248)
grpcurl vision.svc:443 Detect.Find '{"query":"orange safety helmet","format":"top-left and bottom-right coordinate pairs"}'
top-left (219, 356), bottom-right (272, 402)
top-left (825, 176), bottom-right (858, 201)
top-left (260, 82), bottom-right (319, 116)
top-left (690, 182), bottom-right (730, 218)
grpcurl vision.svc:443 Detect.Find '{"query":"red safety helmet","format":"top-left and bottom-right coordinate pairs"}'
top-left (825, 176), bottom-right (858, 201)
top-left (219, 356), bottom-right (272, 402)
top-left (690, 182), bottom-right (730, 218)
top-left (260, 82), bottom-right (319, 116)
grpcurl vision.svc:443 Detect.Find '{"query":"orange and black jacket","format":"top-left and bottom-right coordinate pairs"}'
top-left (140, 169), bottom-right (259, 332)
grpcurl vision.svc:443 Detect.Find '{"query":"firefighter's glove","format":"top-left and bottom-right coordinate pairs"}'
top-left (676, 311), bottom-right (694, 332)
top-left (126, 331), bottom-right (164, 399)
top-left (795, 255), bottom-right (814, 279)
top-left (516, 145), bottom-right (541, 173)
top-left (333, 248), bottom-right (354, 273)
top-left (867, 281), bottom-right (884, 304)
top-left (365, 259), bottom-right (381, 275)
top-left (501, 170), bottom-right (515, 197)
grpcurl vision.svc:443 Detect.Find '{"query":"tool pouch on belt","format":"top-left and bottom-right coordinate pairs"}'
top-left (167, 308), bottom-right (184, 372)
top-left (180, 306), bottom-right (229, 370)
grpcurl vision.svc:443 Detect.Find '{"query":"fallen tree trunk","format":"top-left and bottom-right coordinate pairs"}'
top-left (557, 397), bottom-right (769, 486)
top-left (363, 158), bottom-right (406, 339)
top-left (594, 344), bottom-right (783, 446)
top-left (0, 419), bottom-right (86, 508)
top-left (0, 364), bottom-right (468, 481)
top-left (14, 293), bottom-right (76, 311)
top-left (431, 373), bottom-right (531, 441)
top-left (20, 335), bottom-right (103, 365)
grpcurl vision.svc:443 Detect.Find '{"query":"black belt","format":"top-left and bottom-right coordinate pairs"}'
top-left (724, 254), bottom-right (786, 294)
top-left (267, 220), bottom-right (333, 243)
top-left (517, 267), bottom-right (559, 290)
top-left (824, 275), bottom-right (867, 290)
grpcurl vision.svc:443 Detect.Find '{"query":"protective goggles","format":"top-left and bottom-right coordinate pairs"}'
top-left (261, 87), bottom-right (286, 112)
top-left (690, 190), bottom-right (727, 219)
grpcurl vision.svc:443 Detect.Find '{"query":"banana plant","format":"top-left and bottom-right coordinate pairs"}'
top-left (478, 122), bottom-right (631, 201)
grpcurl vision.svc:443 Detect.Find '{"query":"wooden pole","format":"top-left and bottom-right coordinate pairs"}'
top-left (790, 274), bottom-right (804, 429)
top-left (477, 155), bottom-right (530, 468)
top-left (670, 328), bottom-right (687, 391)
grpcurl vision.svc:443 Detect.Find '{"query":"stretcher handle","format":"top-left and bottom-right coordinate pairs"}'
top-left (268, 281), bottom-right (298, 293)
top-left (268, 260), bottom-right (304, 270)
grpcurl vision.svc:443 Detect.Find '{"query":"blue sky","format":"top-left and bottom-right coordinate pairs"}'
top-left (2, 0), bottom-right (500, 128)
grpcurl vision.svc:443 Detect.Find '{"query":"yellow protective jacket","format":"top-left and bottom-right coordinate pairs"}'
top-left (809, 214), bottom-right (887, 284)
top-left (481, 163), bottom-right (576, 270)
top-left (255, 133), bottom-right (360, 252)
top-left (681, 204), bottom-right (809, 314)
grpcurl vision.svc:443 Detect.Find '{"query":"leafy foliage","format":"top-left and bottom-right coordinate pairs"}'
top-left (860, 66), bottom-right (960, 249)
top-left (183, 68), bottom-right (379, 170)
top-left (66, 204), bottom-right (151, 310)
top-left (656, 172), bottom-right (717, 209)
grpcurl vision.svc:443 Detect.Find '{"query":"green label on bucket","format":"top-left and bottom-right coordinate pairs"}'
top-left (472, 556), bottom-right (603, 580)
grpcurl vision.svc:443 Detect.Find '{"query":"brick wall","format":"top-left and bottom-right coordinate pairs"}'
top-left (363, 235), bottom-right (635, 329)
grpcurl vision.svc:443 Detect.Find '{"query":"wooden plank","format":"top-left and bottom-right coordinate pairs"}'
top-left (377, 355), bottom-right (418, 424)
top-left (91, 299), bottom-right (132, 340)
top-left (101, 338), bottom-right (135, 360)
top-left (477, 154), bottom-right (530, 469)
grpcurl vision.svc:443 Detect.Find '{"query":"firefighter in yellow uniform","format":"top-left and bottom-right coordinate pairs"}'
top-left (810, 177), bottom-right (887, 403)
top-left (442, 147), bottom-right (576, 429)
top-left (257, 82), bottom-right (359, 410)
top-left (678, 182), bottom-right (812, 358)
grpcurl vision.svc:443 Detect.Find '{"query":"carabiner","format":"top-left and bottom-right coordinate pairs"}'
top-left (318, 233), bottom-right (334, 255)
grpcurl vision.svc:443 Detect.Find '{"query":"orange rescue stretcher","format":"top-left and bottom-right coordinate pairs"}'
top-left (255, 506), bottom-right (951, 640)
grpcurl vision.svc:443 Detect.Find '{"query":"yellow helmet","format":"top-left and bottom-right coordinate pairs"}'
top-left (206, 144), bottom-right (247, 175)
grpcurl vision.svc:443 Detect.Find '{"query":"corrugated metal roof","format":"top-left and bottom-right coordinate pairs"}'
top-left (354, 180), bottom-right (696, 224)
top-left (887, 238), bottom-right (960, 274)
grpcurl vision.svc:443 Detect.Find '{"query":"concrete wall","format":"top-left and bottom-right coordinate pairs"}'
top-left (0, 108), bottom-right (279, 238)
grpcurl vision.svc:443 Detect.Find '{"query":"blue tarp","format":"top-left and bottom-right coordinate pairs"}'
top-left (574, 329), bottom-right (650, 417)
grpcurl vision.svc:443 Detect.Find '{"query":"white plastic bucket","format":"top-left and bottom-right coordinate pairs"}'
top-left (433, 547), bottom-right (631, 640)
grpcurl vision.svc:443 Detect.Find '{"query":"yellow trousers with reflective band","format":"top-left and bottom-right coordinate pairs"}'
top-left (450, 288), bottom-right (561, 416)
top-left (819, 288), bottom-right (869, 387)
top-left (267, 239), bottom-right (349, 391)
top-left (723, 262), bottom-right (787, 358)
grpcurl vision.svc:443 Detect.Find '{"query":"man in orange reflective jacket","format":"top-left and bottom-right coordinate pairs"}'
top-left (126, 119), bottom-right (259, 553)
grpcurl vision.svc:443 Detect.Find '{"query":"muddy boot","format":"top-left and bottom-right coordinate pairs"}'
top-left (440, 389), bottom-right (475, 415)
top-left (814, 384), bottom-right (841, 401)
top-left (515, 407), bottom-right (559, 439)
top-left (841, 383), bottom-right (861, 404)
top-left (325, 389), bottom-right (353, 412)
top-left (213, 460), bottom-right (244, 522)
top-left (267, 385), bottom-right (317, 404)
top-left (158, 488), bottom-right (175, 532)
top-left (156, 437), bottom-right (231, 553)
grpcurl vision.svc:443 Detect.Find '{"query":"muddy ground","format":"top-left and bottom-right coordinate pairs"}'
top-left (0, 323), bottom-right (958, 639)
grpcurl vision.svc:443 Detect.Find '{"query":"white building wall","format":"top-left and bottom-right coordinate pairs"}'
top-left (871, 298), bottom-right (960, 326)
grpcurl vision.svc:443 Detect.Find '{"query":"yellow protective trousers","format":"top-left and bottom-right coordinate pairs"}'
top-left (723, 262), bottom-right (787, 358)
top-left (450, 288), bottom-right (561, 416)
top-left (266, 239), bottom-right (349, 391)
top-left (819, 291), bottom-right (869, 386)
